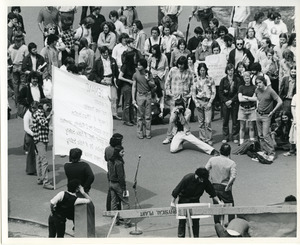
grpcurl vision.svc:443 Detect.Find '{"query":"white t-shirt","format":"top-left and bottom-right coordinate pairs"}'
top-left (269, 21), bottom-right (288, 47)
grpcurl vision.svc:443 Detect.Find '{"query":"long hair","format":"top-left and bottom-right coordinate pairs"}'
top-left (197, 62), bottom-right (208, 76)
top-left (110, 145), bottom-right (124, 162)
top-left (151, 44), bottom-right (162, 69)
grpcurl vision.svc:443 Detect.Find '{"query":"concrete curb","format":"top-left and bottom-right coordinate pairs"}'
top-left (8, 216), bottom-right (74, 237)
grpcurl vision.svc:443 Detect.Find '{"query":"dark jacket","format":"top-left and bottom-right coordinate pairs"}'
top-left (107, 158), bottom-right (126, 191)
top-left (219, 75), bottom-right (241, 103)
top-left (64, 161), bottom-right (95, 193)
top-left (279, 76), bottom-right (296, 99)
top-left (87, 13), bottom-right (106, 42)
top-left (228, 48), bottom-right (254, 68)
top-left (17, 84), bottom-right (45, 108)
top-left (22, 54), bottom-right (45, 73)
top-left (89, 56), bottom-right (119, 85)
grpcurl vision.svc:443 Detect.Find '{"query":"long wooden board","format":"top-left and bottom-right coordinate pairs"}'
top-left (103, 204), bottom-right (296, 219)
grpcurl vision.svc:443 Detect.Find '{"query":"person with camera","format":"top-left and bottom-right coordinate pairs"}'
top-left (169, 98), bottom-right (218, 155)
top-left (163, 56), bottom-right (194, 144)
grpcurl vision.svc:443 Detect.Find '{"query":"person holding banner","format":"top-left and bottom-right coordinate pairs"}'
top-left (32, 98), bottom-right (54, 190)
top-left (171, 167), bottom-right (222, 237)
top-left (192, 63), bottom-right (216, 145)
top-left (89, 46), bottom-right (120, 120)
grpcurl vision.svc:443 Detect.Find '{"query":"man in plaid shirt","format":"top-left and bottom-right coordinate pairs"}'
top-left (32, 98), bottom-right (54, 190)
top-left (163, 56), bottom-right (194, 144)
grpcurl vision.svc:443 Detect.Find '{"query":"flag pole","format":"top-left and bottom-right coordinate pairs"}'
top-left (51, 65), bottom-right (56, 190)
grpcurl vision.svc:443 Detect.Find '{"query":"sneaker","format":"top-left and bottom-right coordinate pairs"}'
top-left (43, 183), bottom-right (54, 190)
top-left (233, 140), bottom-right (239, 144)
top-left (37, 180), bottom-right (43, 185)
top-left (123, 121), bottom-right (134, 126)
top-left (283, 152), bottom-right (296, 157)
top-left (146, 135), bottom-right (152, 139)
top-left (138, 135), bottom-right (144, 139)
top-left (221, 139), bottom-right (227, 144)
top-left (251, 157), bottom-right (259, 162)
top-left (162, 138), bottom-right (171, 144)
top-left (113, 115), bottom-right (122, 120)
top-left (124, 223), bottom-right (133, 228)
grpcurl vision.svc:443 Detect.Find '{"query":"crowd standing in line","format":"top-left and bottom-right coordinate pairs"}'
top-left (7, 6), bottom-right (296, 237)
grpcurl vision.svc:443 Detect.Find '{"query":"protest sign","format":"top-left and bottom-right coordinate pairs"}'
top-left (205, 53), bottom-right (227, 86)
top-left (52, 67), bottom-right (112, 171)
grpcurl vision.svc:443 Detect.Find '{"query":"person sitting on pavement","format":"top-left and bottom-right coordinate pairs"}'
top-left (48, 179), bottom-right (91, 237)
top-left (168, 97), bottom-right (219, 155)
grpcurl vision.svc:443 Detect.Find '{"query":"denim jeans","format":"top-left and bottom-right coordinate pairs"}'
top-left (109, 181), bottom-right (131, 225)
top-left (36, 142), bottom-right (49, 184)
top-left (256, 112), bottom-right (275, 155)
top-left (222, 103), bottom-right (239, 141)
top-left (170, 131), bottom-right (214, 154)
top-left (196, 103), bottom-right (212, 142)
top-left (136, 92), bottom-right (152, 138)
top-left (212, 184), bottom-right (235, 224)
top-left (121, 85), bottom-right (134, 123)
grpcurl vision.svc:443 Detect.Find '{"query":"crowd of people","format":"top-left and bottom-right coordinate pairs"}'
top-left (7, 6), bottom-right (297, 238)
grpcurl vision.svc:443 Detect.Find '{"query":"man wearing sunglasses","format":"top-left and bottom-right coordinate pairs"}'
top-left (228, 37), bottom-right (254, 69)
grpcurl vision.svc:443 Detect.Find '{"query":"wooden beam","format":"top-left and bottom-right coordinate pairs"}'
top-left (103, 205), bottom-right (296, 219)
top-left (177, 205), bottom-right (297, 216)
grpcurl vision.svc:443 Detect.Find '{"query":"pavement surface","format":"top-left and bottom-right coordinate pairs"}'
top-left (4, 5), bottom-right (297, 243)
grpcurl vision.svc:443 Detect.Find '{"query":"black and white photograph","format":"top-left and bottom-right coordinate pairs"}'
top-left (1, 0), bottom-right (299, 244)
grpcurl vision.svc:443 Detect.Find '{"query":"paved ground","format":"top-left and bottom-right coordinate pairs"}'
top-left (4, 5), bottom-right (297, 242)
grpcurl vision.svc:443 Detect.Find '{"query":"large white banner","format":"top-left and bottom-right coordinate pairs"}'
top-left (205, 53), bottom-right (227, 86)
top-left (52, 67), bottom-right (112, 171)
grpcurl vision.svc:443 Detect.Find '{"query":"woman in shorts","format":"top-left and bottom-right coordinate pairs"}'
top-left (238, 71), bottom-right (257, 145)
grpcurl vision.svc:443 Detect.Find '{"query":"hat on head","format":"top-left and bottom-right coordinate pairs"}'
top-left (226, 218), bottom-right (249, 236)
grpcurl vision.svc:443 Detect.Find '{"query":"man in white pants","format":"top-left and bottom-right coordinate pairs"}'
top-left (170, 98), bottom-right (219, 155)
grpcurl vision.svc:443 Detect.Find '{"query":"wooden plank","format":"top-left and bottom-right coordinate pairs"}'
top-left (103, 207), bottom-right (176, 218)
top-left (177, 205), bottom-right (297, 216)
top-left (186, 210), bottom-right (194, 238)
top-left (103, 205), bottom-right (296, 219)
top-left (107, 212), bottom-right (118, 238)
